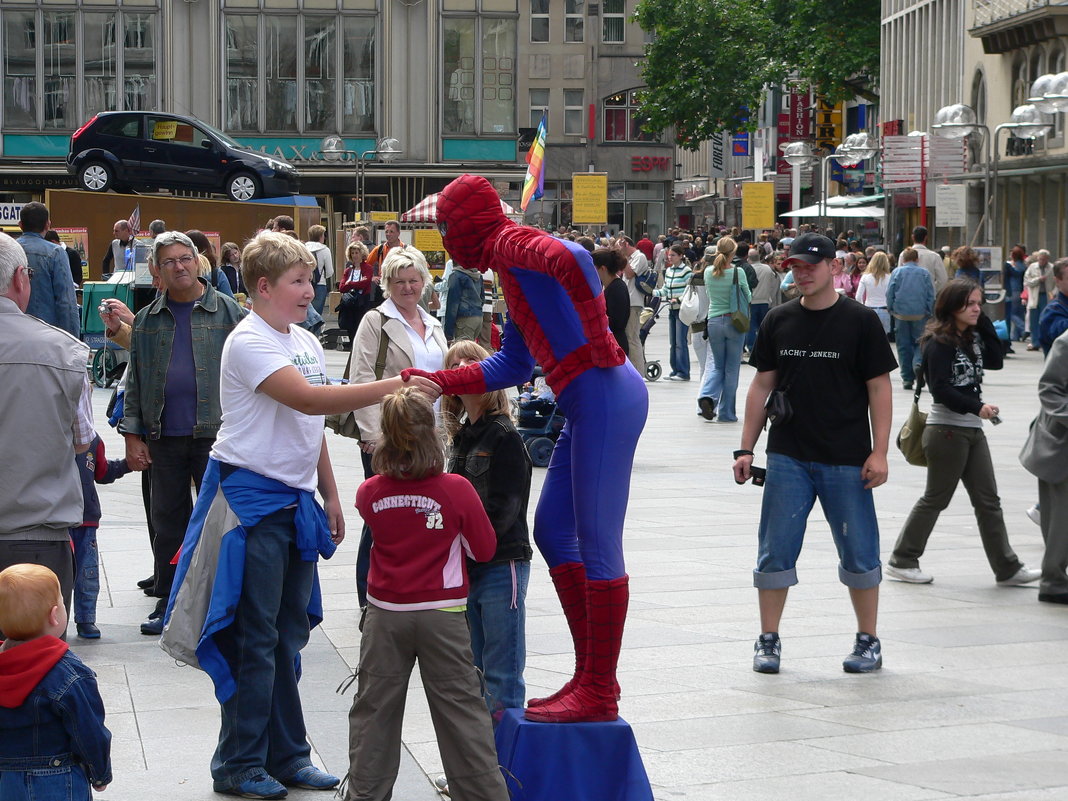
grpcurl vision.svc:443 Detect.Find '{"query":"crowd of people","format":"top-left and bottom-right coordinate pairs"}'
top-left (2, 191), bottom-right (1068, 801)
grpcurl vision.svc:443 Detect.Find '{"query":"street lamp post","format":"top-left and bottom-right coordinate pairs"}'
top-left (780, 141), bottom-right (814, 231)
top-left (932, 103), bottom-right (1050, 246)
top-left (320, 136), bottom-right (404, 222)
top-left (819, 132), bottom-right (878, 232)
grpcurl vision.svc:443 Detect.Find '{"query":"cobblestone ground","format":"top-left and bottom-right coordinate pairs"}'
top-left (80, 321), bottom-right (1068, 800)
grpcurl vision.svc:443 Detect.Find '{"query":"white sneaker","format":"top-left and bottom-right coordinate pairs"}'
top-left (886, 564), bottom-right (934, 584)
top-left (1027, 504), bottom-right (1041, 526)
top-left (997, 566), bottom-right (1041, 586)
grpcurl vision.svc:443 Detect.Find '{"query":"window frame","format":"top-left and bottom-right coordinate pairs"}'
top-left (602, 0), bottom-right (625, 44)
top-left (530, 0), bottom-right (549, 43)
top-left (442, 11), bottom-right (517, 138)
top-left (2, 5), bottom-right (161, 133)
top-left (563, 88), bottom-right (583, 136)
top-left (602, 89), bottom-right (655, 143)
top-left (564, 0), bottom-right (584, 43)
top-left (529, 87), bottom-right (549, 129)
top-left (222, 11), bottom-right (377, 136)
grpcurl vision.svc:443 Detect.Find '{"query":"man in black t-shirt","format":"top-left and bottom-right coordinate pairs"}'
top-left (732, 232), bottom-right (897, 676)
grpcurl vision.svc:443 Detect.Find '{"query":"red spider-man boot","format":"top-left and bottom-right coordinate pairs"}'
top-left (526, 562), bottom-right (588, 708)
top-left (525, 575), bottom-right (628, 723)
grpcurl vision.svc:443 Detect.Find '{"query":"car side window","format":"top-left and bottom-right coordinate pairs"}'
top-left (95, 116), bottom-right (140, 138)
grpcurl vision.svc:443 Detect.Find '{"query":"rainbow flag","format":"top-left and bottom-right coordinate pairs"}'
top-left (521, 113), bottom-right (547, 212)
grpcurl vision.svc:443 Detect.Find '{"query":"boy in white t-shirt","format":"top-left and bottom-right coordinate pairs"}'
top-left (180, 232), bottom-right (440, 800)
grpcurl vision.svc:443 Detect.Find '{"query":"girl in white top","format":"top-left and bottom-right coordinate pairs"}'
top-left (855, 251), bottom-right (893, 334)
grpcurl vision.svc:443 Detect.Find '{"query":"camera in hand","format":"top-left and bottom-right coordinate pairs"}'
top-left (990, 415), bottom-right (1002, 425)
top-left (750, 466), bottom-right (766, 486)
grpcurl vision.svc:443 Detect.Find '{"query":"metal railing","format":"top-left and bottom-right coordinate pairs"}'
top-left (973, 0), bottom-right (1066, 28)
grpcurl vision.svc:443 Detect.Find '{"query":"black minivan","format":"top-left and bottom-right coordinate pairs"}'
top-left (67, 111), bottom-right (300, 201)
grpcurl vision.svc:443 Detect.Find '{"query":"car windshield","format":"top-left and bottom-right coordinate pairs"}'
top-left (197, 120), bottom-right (244, 149)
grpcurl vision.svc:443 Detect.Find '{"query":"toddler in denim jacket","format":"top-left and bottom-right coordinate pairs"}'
top-left (0, 564), bottom-right (111, 799)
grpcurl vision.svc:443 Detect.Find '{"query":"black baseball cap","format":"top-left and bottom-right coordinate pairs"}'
top-left (783, 233), bottom-right (835, 266)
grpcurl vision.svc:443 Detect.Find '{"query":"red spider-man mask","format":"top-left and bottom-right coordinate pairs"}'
top-left (437, 174), bottom-right (513, 273)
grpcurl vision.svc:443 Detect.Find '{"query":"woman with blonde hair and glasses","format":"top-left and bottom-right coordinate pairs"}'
top-left (348, 245), bottom-right (447, 608)
top-left (441, 340), bottom-right (533, 722)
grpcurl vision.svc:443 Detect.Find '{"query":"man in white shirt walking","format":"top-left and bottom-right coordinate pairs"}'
top-left (911, 226), bottom-right (948, 293)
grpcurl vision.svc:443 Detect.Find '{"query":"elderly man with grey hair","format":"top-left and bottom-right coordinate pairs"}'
top-left (120, 231), bottom-right (245, 635)
top-left (0, 234), bottom-right (94, 634)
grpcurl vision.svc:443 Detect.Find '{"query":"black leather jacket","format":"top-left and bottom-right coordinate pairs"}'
top-left (448, 413), bottom-right (533, 568)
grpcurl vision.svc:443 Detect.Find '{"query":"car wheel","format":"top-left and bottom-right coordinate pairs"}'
top-left (78, 162), bottom-right (113, 193)
top-left (226, 172), bottom-right (260, 202)
top-left (526, 436), bottom-right (555, 468)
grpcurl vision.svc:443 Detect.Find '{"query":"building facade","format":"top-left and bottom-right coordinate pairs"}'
top-left (0, 0), bottom-right (669, 238)
top-left (881, 0), bottom-right (1068, 253)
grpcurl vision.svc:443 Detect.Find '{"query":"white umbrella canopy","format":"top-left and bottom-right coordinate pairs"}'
top-left (780, 204), bottom-right (884, 218)
top-left (400, 193), bottom-right (517, 222)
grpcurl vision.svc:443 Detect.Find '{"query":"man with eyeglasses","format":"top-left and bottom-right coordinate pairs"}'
top-left (119, 231), bottom-right (244, 635)
top-left (17, 201), bottom-right (79, 338)
top-left (0, 234), bottom-right (93, 634)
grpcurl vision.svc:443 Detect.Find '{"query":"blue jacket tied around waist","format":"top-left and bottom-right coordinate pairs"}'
top-left (161, 458), bottom-right (336, 703)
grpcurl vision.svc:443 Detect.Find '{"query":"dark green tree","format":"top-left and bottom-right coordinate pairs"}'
top-left (634, 0), bottom-right (880, 150)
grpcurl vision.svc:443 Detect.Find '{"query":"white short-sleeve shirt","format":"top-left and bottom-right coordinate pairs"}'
top-left (211, 311), bottom-right (329, 492)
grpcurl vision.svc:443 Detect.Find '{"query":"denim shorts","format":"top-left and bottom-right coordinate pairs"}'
top-left (754, 452), bottom-right (882, 589)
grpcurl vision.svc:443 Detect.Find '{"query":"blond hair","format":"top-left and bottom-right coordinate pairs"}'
top-left (866, 251), bottom-right (891, 280)
top-left (372, 388), bottom-right (445, 479)
top-left (347, 241), bottom-right (368, 265)
top-left (241, 231), bottom-right (315, 294)
top-left (440, 341), bottom-right (512, 439)
top-left (900, 247), bottom-right (919, 264)
top-left (380, 245), bottom-right (431, 298)
top-left (0, 564), bottom-right (60, 640)
top-left (197, 253), bottom-right (213, 278)
top-left (712, 236), bottom-right (737, 278)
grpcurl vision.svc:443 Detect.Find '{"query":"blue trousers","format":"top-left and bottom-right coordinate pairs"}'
top-left (313, 284), bottom-right (329, 315)
top-left (211, 507), bottom-right (314, 788)
top-left (467, 559), bottom-right (530, 717)
top-left (69, 526), bottom-right (99, 625)
top-left (895, 317), bottom-right (927, 383)
top-left (755, 453), bottom-right (882, 589)
top-left (533, 364), bottom-right (648, 580)
top-left (697, 315), bottom-right (746, 422)
top-left (667, 307), bottom-right (690, 379)
top-left (746, 303), bottom-right (770, 351)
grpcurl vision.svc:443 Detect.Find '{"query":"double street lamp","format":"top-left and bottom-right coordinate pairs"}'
top-left (781, 132), bottom-right (879, 230)
top-left (931, 102), bottom-right (1051, 245)
top-left (320, 135), bottom-right (404, 221)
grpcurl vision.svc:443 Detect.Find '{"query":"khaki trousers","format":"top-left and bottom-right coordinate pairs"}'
top-left (345, 606), bottom-right (507, 801)
top-left (625, 306), bottom-right (645, 376)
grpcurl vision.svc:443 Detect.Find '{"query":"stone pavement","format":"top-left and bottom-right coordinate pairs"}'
top-left (78, 320), bottom-right (1068, 801)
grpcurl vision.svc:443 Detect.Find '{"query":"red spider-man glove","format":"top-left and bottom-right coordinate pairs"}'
top-left (401, 365), bottom-right (488, 396)
top-left (576, 297), bottom-right (626, 368)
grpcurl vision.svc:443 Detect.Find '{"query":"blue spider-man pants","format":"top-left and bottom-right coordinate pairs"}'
top-left (533, 361), bottom-right (648, 581)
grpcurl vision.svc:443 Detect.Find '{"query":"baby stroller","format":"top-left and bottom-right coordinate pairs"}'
top-left (516, 382), bottom-right (566, 468)
top-left (638, 295), bottom-right (663, 381)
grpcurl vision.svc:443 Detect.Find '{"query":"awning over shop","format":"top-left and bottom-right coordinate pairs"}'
top-left (780, 203), bottom-right (884, 219)
top-left (401, 193), bottom-right (517, 222)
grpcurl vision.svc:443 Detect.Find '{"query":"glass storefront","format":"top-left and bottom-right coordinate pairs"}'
top-left (3, 6), bottom-right (157, 131)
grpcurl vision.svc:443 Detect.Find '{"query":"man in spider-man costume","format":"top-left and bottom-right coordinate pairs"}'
top-left (403, 175), bottom-right (648, 723)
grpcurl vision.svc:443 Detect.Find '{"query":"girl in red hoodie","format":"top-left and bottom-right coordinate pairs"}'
top-left (344, 388), bottom-right (507, 801)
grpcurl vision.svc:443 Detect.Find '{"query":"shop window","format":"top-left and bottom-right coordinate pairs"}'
top-left (564, 89), bottom-right (583, 135)
top-left (565, 0), bottom-right (584, 43)
top-left (4, 8), bottom-right (158, 132)
top-left (531, 0), bottom-right (549, 43)
top-left (443, 15), bottom-right (516, 135)
top-left (602, 0), bottom-right (625, 44)
top-left (224, 12), bottom-right (375, 135)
